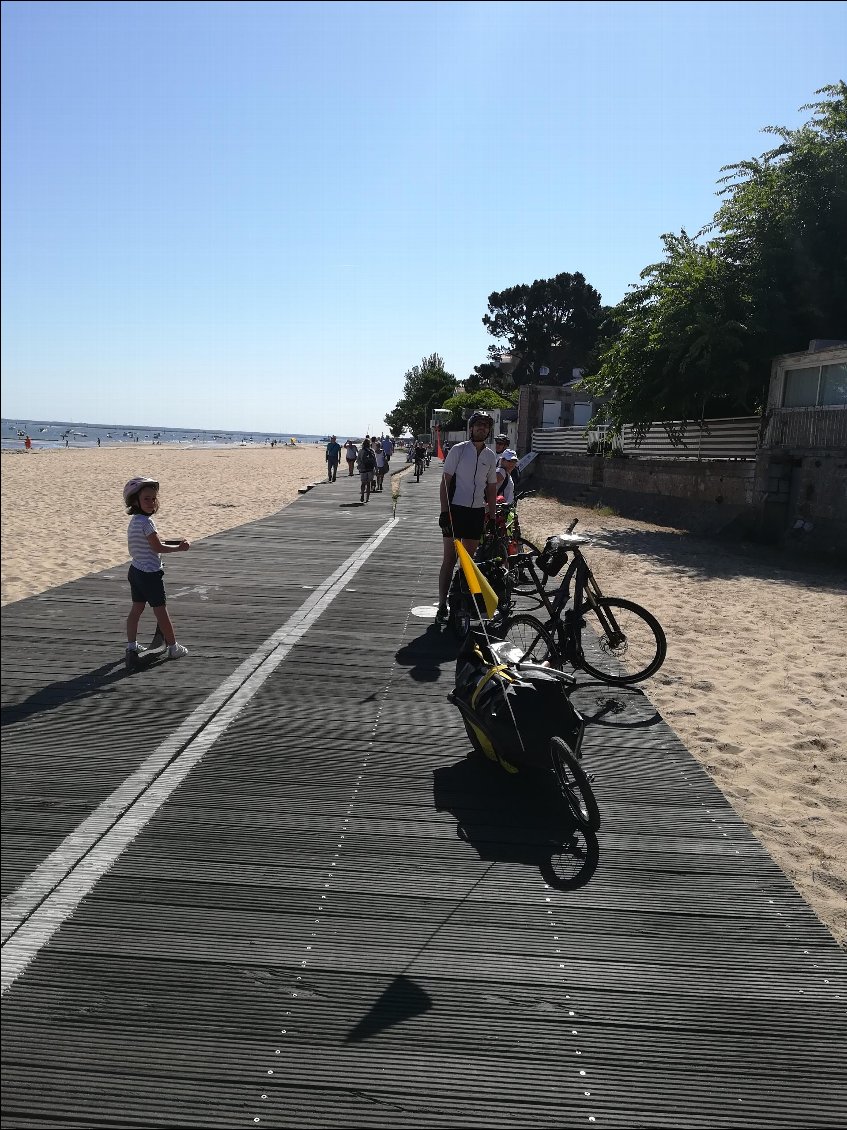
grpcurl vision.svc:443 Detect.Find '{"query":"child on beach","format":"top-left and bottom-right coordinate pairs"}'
top-left (123, 476), bottom-right (191, 670)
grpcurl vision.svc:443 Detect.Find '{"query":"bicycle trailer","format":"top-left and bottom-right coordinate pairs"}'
top-left (448, 630), bottom-right (585, 774)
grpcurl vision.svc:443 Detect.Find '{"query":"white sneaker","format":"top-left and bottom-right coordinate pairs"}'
top-left (168, 643), bottom-right (189, 659)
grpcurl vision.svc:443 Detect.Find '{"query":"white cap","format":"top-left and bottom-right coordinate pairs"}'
top-left (501, 449), bottom-right (518, 461)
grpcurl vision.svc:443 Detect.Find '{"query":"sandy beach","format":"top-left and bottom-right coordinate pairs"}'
top-left (2, 447), bottom-right (845, 946)
top-left (519, 494), bottom-right (846, 948)
top-left (1, 445), bottom-right (327, 604)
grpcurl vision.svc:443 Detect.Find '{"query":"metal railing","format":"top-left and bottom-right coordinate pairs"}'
top-left (762, 406), bottom-right (847, 449)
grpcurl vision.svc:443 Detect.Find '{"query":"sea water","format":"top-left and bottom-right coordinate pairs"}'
top-left (2, 418), bottom-right (341, 452)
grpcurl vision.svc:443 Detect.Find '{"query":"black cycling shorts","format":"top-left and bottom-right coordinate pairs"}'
top-left (440, 505), bottom-right (486, 540)
top-left (128, 565), bottom-right (166, 607)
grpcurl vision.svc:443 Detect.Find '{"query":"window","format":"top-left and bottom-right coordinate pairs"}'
top-left (783, 367), bottom-right (820, 407)
top-left (820, 363), bottom-right (847, 406)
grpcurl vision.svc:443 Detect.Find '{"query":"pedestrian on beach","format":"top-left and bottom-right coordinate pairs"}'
top-left (24, 435), bottom-right (32, 451)
top-left (435, 411), bottom-right (498, 625)
top-left (345, 440), bottom-right (358, 476)
top-left (357, 439), bottom-right (376, 503)
top-left (325, 435), bottom-right (341, 482)
top-left (123, 477), bottom-right (191, 671)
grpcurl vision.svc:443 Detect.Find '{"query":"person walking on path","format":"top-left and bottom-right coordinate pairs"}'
top-left (357, 439), bottom-right (376, 503)
top-left (435, 411), bottom-right (498, 625)
top-left (374, 444), bottom-right (387, 491)
top-left (344, 440), bottom-right (358, 477)
top-left (325, 435), bottom-right (342, 481)
top-left (123, 477), bottom-right (191, 670)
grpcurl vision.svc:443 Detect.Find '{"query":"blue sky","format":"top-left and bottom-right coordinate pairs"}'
top-left (2, 1), bottom-right (844, 436)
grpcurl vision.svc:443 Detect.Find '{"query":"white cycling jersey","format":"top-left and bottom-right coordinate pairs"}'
top-left (442, 440), bottom-right (498, 508)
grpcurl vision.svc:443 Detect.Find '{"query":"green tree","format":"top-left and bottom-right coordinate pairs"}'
top-left (441, 389), bottom-right (514, 429)
top-left (584, 83), bottom-right (847, 432)
top-left (482, 272), bottom-right (603, 384)
top-left (384, 353), bottom-right (456, 436)
top-left (583, 232), bottom-right (752, 432)
top-left (711, 81), bottom-right (847, 367)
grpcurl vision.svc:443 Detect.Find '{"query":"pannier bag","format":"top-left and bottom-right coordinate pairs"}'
top-left (453, 631), bottom-right (584, 773)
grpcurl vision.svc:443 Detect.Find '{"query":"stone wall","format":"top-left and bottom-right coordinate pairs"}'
top-left (531, 452), bottom-right (847, 554)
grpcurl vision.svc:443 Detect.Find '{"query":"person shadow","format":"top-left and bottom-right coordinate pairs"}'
top-left (1, 654), bottom-right (161, 726)
top-left (433, 754), bottom-right (599, 891)
top-left (395, 623), bottom-right (458, 683)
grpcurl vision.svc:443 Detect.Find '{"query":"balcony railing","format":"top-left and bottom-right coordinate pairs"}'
top-left (761, 406), bottom-right (847, 450)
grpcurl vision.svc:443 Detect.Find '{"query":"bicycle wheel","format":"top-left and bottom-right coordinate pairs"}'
top-left (497, 613), bottom-right (560, 666)
top-left (505, 537), bottom-right (544, 596)
top-left (448, 575), bottom-right (472, 640)
top-left (576, 597), bottom-right (666, 684)
top-left (550, 737), bottom-right (600, 832)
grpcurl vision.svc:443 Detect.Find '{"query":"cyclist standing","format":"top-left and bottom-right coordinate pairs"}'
top-left (435, 410), bottom-right (498, 624)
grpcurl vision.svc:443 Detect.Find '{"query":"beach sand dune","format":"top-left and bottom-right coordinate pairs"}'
top-left (520, 494), bottom-right (847, 947)
top-left (2, 448), bottom-right (845, 946)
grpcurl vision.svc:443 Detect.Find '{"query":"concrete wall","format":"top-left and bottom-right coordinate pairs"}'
top-left (532, 451), bottom-right (847, 554)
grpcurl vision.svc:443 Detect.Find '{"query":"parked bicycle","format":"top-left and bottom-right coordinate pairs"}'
top-left (445, 525), bottom-right (512, 640)
top-left (494, 489), bottom-right (547, 597)
top-left (497, 519), bottom-right (667, 684)
top-left (444, 490), bottom-right (544, 640)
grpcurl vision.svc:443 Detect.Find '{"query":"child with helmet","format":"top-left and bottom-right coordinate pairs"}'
top-left (123, 477), bottom-right (191, 670)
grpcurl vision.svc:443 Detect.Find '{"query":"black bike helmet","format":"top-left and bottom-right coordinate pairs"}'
top-left (467, 410), bottom-right (494, 433)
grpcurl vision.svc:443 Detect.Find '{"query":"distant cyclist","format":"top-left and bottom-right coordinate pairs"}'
top-left (413, 439), bottom-right (427, 476)
top-left (436, 410), bottom-right (498, 624)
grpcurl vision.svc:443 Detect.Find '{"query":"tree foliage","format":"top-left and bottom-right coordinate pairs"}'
top-left (583, 83), bottom-right (847, 431)
top-left (583, 232), bottom-right (752, 431)
top-left (384, 353), bottom-right (456, 437)
top-left (441, 389), bottom-right (514, 429)
top-left (482, 272), bottom-right (604, 385)
top-left (464, 357), bottom-right (519, 398)
top-left (711, 81), bottom-right (847, 364)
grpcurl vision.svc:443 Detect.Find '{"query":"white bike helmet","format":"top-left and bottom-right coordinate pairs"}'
top-left (123, 477), bottom-right (159, 506)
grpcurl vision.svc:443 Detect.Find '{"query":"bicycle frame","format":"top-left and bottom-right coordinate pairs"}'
top-left (518, 538), bottom-right (628, 664)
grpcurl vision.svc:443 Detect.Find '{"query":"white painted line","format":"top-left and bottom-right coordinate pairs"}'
top-left (1, 515), bottom-right (399, 993)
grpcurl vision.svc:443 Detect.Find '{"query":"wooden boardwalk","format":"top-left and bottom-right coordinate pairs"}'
top-left (2, 462), bottom-right (845, 1128)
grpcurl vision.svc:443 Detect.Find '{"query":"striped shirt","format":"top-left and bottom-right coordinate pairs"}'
top-left (128, 514), bottom-right (162, 572)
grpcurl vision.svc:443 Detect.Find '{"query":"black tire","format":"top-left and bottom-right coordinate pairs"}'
top-left (448, 574), bottom-right (471, 640)
top-left (504, 536), bottom-right (544, 596)
top-left (550, 737), bottom-right (600, 832)
top-left (497, 613), bottom-right (560, 666)
top-left (576, 596), bottom-right (666, 684)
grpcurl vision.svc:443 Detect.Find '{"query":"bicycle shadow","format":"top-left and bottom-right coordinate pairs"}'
top-left (571, 681), bottom-right (663, 730)
top-left (433, 755), bottom-right (599, 891)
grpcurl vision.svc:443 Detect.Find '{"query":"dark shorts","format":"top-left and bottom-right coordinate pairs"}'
top-left (128, 565), bottom-right (166, 607)
top-left (441, 505), bottom-right (486, 540)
